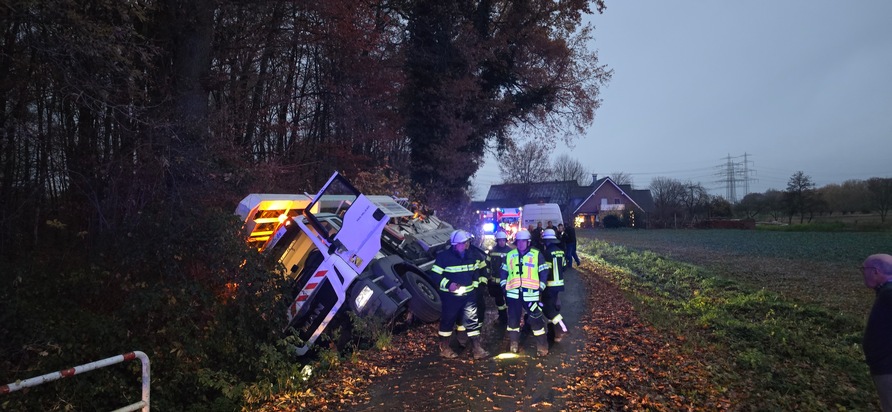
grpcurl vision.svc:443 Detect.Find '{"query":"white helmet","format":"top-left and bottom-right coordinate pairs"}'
top-left (542, 228), bottom-right (557, 240)
top-left (450, 229), bottom-right (472, 245)
top-left (514, 229), bottom-right (531, 241)
top-left (495, 231), bottom-right (508, 240)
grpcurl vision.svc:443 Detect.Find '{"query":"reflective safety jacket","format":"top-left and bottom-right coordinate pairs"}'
top-left (500, 247), bottom-right (549, 302)
top-left (431, 247), bottom-right (483, 296)
top-left (470, 246), bottom-right (489, 285)
top-left (543, 242), bottom-right (566, 290)
top-left (486, 244), bottom-right (514, 282)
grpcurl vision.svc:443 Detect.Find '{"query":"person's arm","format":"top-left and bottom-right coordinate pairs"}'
top-left (537, 252), bottom-right (549, 290)
top-left (430, 256), bottom-right (453, 292)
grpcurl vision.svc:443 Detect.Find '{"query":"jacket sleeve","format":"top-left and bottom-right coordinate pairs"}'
top-left (537, 252), bottom-right (549, 290)
top-left (474, 249), bottom-right (488, 284)
top-left (430, 255), bottom-right (451, 292)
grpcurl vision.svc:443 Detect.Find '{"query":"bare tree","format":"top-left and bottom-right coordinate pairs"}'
top-left (735, 193), bottom-right (767, 219)
top-left (649, 177), bottom-right (686, 227)
top-left (551, 154), bottom-right (589, 185)
top-left (611, 172), bottom-right (633, 187)
top-left (763, 189), bottom-right (786, 222)
top-left (867, 177), bottom-right (892, 222)
top-left (680, 181), bottom-right (710, 224)
top-left (784, 171), bottom-right (817, 224)
top-left (498, 141), bottom-right (552, 184)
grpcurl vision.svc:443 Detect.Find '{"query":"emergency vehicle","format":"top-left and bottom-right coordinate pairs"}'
top-left (476, 207), bottom-right (521, 240)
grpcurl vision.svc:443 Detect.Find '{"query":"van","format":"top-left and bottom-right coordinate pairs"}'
top-left (520, 203), bottom-right (563, 230)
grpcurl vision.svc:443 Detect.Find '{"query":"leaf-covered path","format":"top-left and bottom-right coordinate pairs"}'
top-left (268, 262), bottom-right (732, 410)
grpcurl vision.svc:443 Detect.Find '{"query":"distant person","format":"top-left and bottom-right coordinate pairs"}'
top-left (556, 223), bottom-right (566, 250)
top-left (562, 223), bottom-right (581, 268)
top-left (532, 221), bottom-right (544, 250)
top-left (862, 253), bottom-right (892, 410)
top-left (546, 220), bottom-right (557, 231)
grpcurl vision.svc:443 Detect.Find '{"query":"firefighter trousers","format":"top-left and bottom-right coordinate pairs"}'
top-left (541, 288), bottom-right (563, 324)
top-left (439, 293), bottom-right (481, 337)
top-left (506, 297), bottom-right (545, 335)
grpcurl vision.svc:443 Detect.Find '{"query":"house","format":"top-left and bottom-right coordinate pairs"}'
top-left (573, 176), bottom-right (655, 228)
top-left (475, 174), bottom-right (655, 228)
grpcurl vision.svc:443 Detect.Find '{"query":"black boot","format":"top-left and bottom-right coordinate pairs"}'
top-left (536, 333), bottom-right (549, 357)
top-left (508, 331), bottom-right (520, 354)
top-left (553, 320), bottom-right (568, 343)
top-left (456, 329), bottom-right (469, 348)
top-left (439, 337), bottom-right (457, 359)
top-left (469, 337), bottom-right (490, 359)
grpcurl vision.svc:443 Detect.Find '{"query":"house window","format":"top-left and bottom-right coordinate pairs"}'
top-left (600, 198), bottom-right (608, 208)
top-left (614, 198), bottom-right (621, 204)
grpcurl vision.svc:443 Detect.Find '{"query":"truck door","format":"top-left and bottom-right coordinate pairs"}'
top-left (286, 172), bottom-right (389, 355)
top-left (303, 173), bottom-right (388, 274)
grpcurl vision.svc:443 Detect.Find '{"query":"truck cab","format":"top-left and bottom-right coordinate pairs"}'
top-left (236, 173), bottom-right (441, 355)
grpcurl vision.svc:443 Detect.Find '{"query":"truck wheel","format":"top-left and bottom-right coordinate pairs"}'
top-left (402, 270), bottom-right (441, 323)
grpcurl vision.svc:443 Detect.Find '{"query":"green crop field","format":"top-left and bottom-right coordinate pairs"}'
top-left (583, 228), bottom-right (892, 316)
top-left (577, 228), bottom-right (892, 410)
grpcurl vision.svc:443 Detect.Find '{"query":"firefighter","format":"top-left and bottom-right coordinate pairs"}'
top-left (431, 229), bottom-right (490, 359)
top-left (457, 238), bottom-right (489, 347)
top-left (541, 228), bottom-right (569, 342)
top-left (486, 230), bottom-right (513, 324)
top-left (500, 229), bottom-right (550, 356)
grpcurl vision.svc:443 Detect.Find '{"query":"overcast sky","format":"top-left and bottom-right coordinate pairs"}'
top-left (472, 0), bottom-right (892, 201)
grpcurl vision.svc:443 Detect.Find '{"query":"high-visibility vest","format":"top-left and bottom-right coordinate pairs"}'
top-left (504, 249), bottom-right (545, 301)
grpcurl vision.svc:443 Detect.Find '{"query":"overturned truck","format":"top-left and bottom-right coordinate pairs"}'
top-left (236, 172), bottom-right (446, 355)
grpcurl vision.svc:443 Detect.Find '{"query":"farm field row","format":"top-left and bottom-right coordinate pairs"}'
top-left (576, 229), bottom-right (887, 409)
top-left (581, 228), bottom-right (891, 317)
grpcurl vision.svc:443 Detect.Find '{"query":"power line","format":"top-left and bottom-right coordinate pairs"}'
top-left (714, 153), bottom-right (757, 202)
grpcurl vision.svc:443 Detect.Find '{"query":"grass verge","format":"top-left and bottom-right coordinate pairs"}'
top-left (581, 238), bottom-right (876, 411)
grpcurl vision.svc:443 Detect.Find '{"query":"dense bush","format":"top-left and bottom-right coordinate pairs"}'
top-left (0, 206), bottom-right (301, 411)
top-left (602, 214), bottom-right (623, 228)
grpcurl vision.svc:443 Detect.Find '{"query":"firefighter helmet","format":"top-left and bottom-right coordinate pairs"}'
top-left (515, 229), bottom-right (531, 241)
top-left (450, 229), bottom-right (472, 245)
top-left (542, 228), bottom-right (557, 240)
top-left (494, 231), bottom-right (508, 240)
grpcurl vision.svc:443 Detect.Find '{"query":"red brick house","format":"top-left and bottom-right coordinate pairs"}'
top-left (573, 176), bottom-right (654, 228)
top-left (473, 175), bottom-right (654, 228)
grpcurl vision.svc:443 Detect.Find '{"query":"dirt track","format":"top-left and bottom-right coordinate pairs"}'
top-left (270, 260), bottom-right (733, 411)
top-left (354, 267), bottom-right (588, 411)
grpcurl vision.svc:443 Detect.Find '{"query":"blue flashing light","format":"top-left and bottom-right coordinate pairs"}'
top-left (482, 222), bottom-right (496, 233)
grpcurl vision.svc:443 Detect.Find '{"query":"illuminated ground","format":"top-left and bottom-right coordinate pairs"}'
top-left (263, 257), bottom-right (731, 411)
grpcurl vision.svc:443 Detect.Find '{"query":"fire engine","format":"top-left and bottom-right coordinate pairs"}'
top-left (476, 207), bottom-right (521, 240)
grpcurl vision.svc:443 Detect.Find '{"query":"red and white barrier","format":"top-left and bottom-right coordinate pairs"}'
top-left (1, 350), bottom-right (150, 412)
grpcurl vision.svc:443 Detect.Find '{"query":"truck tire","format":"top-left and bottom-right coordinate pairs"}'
top-left (402, 270), bottom-right (441, 323)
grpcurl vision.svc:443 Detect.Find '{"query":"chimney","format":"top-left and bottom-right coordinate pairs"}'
top-left (591, 174), bottom-right (598, 186)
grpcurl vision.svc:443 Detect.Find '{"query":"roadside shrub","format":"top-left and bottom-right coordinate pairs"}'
top-left (0, 205), bottom-right (297, 411)
top-left (603, 214), bottom-right (623, 228)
